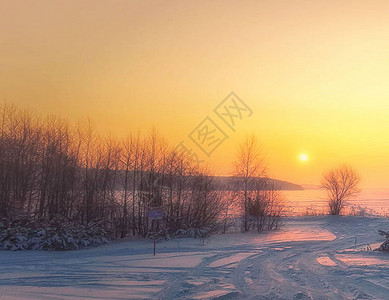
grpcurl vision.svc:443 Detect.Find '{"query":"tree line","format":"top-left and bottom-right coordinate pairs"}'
top-left (0, 103), bottom-right (286, 238)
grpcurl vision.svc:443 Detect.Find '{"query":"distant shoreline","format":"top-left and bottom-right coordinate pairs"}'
top-left (213, 176), bottom-right (304, 191)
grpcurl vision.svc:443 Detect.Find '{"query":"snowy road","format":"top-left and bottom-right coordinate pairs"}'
top-left (0, 216), bottom-right (388, 299)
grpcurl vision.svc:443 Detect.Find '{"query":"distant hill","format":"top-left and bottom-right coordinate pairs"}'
top-left (213, 176), bottom-right (304, 191)
top-left (112, 170), bottom-right (303, 191)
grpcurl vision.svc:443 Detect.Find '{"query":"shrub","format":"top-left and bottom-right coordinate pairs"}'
top-left (173, 227), bottom-right (210, 238)
top-left (0, 217), bottom-right (111, 251)
top-left (377, 230), bottom-right (389, 252)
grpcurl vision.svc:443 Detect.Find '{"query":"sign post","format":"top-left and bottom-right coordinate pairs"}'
top-left (148, 207), bottom-right (164, 256)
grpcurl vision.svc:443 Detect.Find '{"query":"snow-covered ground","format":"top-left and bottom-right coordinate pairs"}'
top-left (0, 216), bottom-right (388, 299)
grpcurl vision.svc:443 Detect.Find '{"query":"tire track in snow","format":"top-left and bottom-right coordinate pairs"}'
top-left (157, 250), bottom-right (249, 299)
top-left (230, 217), bottom-right (389, 300)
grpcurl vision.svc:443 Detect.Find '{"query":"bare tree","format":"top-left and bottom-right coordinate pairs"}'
top-left (249, 180), bottom-right (284, 232)
top-left (220, 189), bottom-right (239, 234)
top-left (321, 164), bottom-right (361, 215)
top-left (233, 135), bottom-right (266, 231)
top-left (120, 134), bottom-right (134, 237)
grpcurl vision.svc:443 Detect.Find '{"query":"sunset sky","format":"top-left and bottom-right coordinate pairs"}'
top-left (1, 0), bottom-right (388, 188)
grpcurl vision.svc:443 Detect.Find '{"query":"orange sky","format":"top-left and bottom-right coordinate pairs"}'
top-left (1, 0), bottom-right (389, 188)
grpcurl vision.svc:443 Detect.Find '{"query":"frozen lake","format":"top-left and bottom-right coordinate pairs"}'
top-left (283, 188), bottom-right (389, 216)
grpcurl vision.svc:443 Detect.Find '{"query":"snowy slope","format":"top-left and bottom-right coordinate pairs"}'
top-left (0, 216), bottom-right (388, 299)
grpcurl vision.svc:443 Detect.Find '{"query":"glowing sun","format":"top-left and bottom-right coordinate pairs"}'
top-left (299, 153), bottom-right (308, 162)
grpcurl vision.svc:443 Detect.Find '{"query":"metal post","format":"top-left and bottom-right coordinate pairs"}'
top-left (153, 234), bottom-right (156, 256)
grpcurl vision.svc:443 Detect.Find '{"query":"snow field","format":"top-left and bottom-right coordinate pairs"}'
top-left (0, 216), bottom-right (388, 299)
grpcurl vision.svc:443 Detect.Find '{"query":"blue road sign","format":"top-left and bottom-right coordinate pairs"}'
top-left (148, 208), bottom-right (164, 220)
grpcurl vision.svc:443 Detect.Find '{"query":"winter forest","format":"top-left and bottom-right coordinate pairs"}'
top-left (0, 103), bottom-right (283, 250)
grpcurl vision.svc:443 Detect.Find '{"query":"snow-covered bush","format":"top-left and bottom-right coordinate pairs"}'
top-left (173, 227), bottom-right (211, 246)
top-left (0, 217), bottom-right (111, 251)
top-left (147, 229), bottom-right (170, 242)
top-left (173, 227), bottom-right (210, 239)
top-left (377, 230), bottom-right (389, 252)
